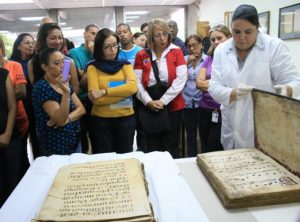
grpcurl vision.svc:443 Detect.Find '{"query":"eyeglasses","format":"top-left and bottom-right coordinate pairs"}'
top-left (103, 43), bottom-right (119, 51)
top-left (22, 41), bottom-right (35, 45)
top-left (187, 43), bottom-right (200, 50)
top-left (153, 32), bottom-right (169, 40)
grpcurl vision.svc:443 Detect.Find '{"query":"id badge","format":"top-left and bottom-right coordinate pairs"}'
top-left (212, 111), bottom-right (219, 123)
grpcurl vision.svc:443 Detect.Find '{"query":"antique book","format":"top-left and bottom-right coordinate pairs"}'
top-left (197, 89), bottom-right (300, 208)
top-left (32, 158), bottom-right (155, 222)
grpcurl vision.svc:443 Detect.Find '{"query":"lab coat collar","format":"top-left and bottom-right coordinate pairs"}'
top-left (225, 31), bottom-right (265, 54)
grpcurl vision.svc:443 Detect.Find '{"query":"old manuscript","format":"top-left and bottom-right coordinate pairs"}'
top-left (197, 149), bottom-right (300, 208)
top-left (32, 159), bottom-right (155, 222)
top-left (197, 90), bottom-right (300, 208)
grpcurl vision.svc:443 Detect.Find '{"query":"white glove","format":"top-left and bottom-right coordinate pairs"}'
top-left (274, 84), bottom-right (288, 96)
top-left (236, 84), bottom-right (253, 100)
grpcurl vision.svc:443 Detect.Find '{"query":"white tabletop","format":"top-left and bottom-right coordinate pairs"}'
top-left (0, 152), bottom-right (209, 222)
top-left (176, 157), bottom-right (300, 222)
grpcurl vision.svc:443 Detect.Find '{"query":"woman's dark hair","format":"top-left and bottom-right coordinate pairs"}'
top-left (133, 32), bottom-right (146, 39)
top-left (33, 48), bottom-right (60, 82)
top-left (32, 48), bottom-right (59, 83)
top-left (10, 33), bottom-right (34, 61)
top-left (232, 4), bottom-right (259, 27)
top-left (93, 28), bottom-right (120, 61)
top-left (35, 23), bottom-right (63, 53)
top-left (64, 38), bottom-right (75, 50)
top-left (39, 47), bottom-right (59, 66)
top-left (32, 23), bottom-right (63, 84)
top-left (140, 22), bottom-right (148, 32)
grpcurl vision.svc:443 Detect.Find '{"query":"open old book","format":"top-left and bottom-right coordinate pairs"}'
top-left (197, 89), bottom-right (300, 208)
top-left (32, 158), bottom-right (155, 222)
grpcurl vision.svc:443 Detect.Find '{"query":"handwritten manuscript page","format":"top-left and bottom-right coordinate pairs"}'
top-left (33, 158), bottom-right (155, 222)
top-left (197, 149), bottom-right (300, 208)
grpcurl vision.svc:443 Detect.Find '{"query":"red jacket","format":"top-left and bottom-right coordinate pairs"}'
top-left (134, 48), bottom-right (185, 111)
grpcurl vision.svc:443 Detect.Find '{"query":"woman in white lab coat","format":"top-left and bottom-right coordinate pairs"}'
top-left (208, 4), bottom-right (300, 149)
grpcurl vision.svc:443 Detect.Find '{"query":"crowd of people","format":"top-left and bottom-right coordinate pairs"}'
top-left (0, 4), bottom-right (300, 206)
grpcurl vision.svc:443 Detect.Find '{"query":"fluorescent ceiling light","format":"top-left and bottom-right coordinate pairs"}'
top-left (20, 16), bottom-right (44, 21)
top-left (63, 29), bottom-right (84, 38)
top-left (125, 16), bottom-right (140, 19)
top-left (125, 11), bottom-right (149, 15)
top-left (0, 0), bottom-right (33, 3)
top-left (62, 27), bottom-right (73, 30)
top-left (60, 22), bottom-right (66, 26)
top-left (125, 20), bottom-right (134, 23)
top-left (0, 30), bottom-right (9, 34)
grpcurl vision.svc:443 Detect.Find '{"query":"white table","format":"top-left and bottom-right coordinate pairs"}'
top-left (0, 152), bottom-right (208, 222)
top-left (176, 157), bottom-right (300, 222)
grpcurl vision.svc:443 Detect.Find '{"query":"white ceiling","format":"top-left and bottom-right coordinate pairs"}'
top-left (0, 0), bottom-right (197, 10)
top-left (0, 0), bottom-right (196, 46)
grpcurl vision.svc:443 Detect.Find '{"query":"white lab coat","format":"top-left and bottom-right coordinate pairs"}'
top-left (208, 32), bottom-right (300, 149)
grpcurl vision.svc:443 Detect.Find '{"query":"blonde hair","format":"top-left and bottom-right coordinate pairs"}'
top-left (207, 24), bottom-right (231, 56)
top-left (0, 35), bottom-right (6, 57)
top-left (147, 18), bottom-right (172, 50)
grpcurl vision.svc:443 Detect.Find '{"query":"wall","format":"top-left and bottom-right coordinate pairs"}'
top-left (198, 0), bottom-right (300, 72)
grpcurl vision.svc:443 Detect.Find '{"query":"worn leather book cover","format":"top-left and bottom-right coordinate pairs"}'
top-left (32, 158), bottom-right (155, 222)
top-left (197, 89), bottom-right (300, 208)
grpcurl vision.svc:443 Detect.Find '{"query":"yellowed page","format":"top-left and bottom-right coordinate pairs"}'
top-left (197, 149), bottom-right (300, 208)
top-left (33, 159), bottom-right (154, 222)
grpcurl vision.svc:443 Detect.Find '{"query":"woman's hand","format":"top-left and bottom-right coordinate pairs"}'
top-left (88, 89), bottom-right (106, 103)
top-left (147, 100), bottom-right (165, 112)
top-left (47, 116), bottom-right (70, 128)
top-left (57, 75), bottom-right (71, 94)
top-left (188, 54), bottom-right (198, 68)
top-left (0, 133), bottom-right (11, 147)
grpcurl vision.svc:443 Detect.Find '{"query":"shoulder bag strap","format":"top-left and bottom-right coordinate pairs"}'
top-left (145, 48), bottom-right (162, 85)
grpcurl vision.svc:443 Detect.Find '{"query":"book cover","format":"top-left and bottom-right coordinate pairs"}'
top-left (108, 81), bottom-right (133, 109)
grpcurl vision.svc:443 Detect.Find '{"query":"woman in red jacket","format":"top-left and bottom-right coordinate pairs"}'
top-left (134, 18), bottom-right (187, 158)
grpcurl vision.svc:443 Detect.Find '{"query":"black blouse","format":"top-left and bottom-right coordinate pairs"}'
top-left (0, 68), bottom-right (9, 134)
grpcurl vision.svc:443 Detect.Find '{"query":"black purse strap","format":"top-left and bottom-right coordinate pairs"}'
top-left (145, 48), bottom-right (162, 85)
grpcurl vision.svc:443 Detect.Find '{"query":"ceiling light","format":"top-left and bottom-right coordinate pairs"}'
top-left (61, 27), bottom-right (73, 31)
top-left (125, 16), bottom-right (140, 19)
top-left (20, 16), bottom-right (44, 21)
top-left (63, 29), bottom-right (84, 38)
top-left (125, 11), bottom-right (149, 15)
